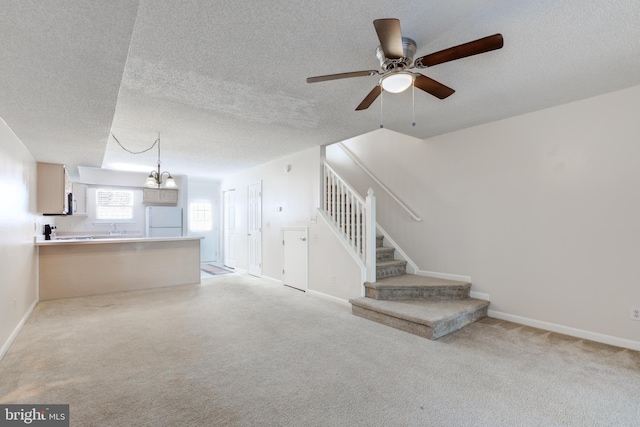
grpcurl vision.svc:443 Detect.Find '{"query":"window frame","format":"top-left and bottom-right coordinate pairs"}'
top-left (189, 200), bottom-right (213, 232)
top-left (95, 188), bottom-right (134, 221)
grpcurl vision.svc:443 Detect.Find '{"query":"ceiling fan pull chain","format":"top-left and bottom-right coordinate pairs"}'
top-left (380, 86), bottom-right (384, 128)
top-left (412, 84), bottom-right (416, 127)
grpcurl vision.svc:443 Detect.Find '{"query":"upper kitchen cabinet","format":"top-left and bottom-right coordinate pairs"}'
top-left (37, 162), bottom-right (70, 214)
top-left (72, 182), bottom-right (88, 215)
top-left (143, 188), bottom-right (178, 204)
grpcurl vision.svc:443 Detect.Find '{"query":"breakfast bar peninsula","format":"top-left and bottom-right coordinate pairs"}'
top-left (36, 236), bottom-right (202, 301)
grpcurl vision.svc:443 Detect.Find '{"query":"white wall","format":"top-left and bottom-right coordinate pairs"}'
top-left (327, 85), bottom-right (640, 347)
top-left (308, 212), bottom-right (365, 300)
top-left (222, 146), bottom-right (322, 280)
top-left (0, 117), bottom-right (39, 360)
top-left (222, 145), bottom-right (365, 300)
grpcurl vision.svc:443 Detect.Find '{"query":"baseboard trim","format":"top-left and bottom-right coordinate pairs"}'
top-left (416, 269), bottom-right (472, 284)
top-left (470, 291), bottom-right (490, 301)
top-left (261, 275), bottom-right (282, 284)
top-left (488, 309), bottom-right (640, 352)
top-left (0, 298), bottom-right (38, 362)
top-left (306, 289), bottom-right (351, 307)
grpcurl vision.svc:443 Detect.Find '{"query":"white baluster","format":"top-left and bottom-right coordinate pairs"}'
top-left (365, 188), bottom-right (376, 283)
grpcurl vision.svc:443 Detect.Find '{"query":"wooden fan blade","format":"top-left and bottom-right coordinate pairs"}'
top-left (307, 70), bottom-right (379, 83)
top-left (414, 34), bottom-right (504, 68)
top-left (355, 85), bottom-right (383, 111)
top-left (413, 74), bottom-right (455, 99)
top-left (373, 18), bottom-right (404, 59)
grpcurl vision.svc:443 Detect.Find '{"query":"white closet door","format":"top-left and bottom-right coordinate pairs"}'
top-left (247, 182), bottom-right (262, 277)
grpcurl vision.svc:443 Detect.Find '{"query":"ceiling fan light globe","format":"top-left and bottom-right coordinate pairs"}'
top-left (145, 175), bottom-right (157, 188)
top-left (381, 73), bottom-right (413, 93)
top-left (164, 176), bottom-right (177, 188)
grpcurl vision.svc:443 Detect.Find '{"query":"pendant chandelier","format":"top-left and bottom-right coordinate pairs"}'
top-left (111, 132), bottom-right (177, 188)
top-left (144, 134), bottom-right (176, 188)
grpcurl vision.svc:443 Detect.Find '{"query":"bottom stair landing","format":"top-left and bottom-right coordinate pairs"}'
top-left (350, 296), bottom-right (488, 340)
top-left (349, 274), bottom-right (489, 340)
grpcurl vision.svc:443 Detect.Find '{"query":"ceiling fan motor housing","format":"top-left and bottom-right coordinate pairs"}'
top-left (376, 37), bottom-right (416, 71)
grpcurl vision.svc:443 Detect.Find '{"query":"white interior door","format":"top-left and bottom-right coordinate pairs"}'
top-left (247, 182), bottom-right (262, 277)
top-left (283, 228), bottom-right (308, 291)
top-left (223, 189), bottom-right (236, 268)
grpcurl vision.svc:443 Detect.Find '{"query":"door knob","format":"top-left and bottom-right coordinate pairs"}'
top-left (300, 237), bottom-right (306, 241)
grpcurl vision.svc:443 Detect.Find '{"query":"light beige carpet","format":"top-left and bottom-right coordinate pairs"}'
top-left (1, 274), bottom-right (639, 426)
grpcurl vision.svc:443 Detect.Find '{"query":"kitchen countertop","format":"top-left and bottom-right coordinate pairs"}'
top-left (38, 235), bottom-right (202, 300)
top-left (35, 236), bottom-right (203, 246)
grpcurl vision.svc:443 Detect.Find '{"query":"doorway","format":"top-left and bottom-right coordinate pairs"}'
top-left (223, 189), bottom-right (236, 269)
top-left (247, 182), bottom-right (262, 277)
top-left (187, 180), bottom-right (221, 263)
top-left (283, 227), bottom-right (308, 291)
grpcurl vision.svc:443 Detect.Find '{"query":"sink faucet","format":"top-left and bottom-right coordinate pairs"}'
top-left (110, 223), bottom-right (117, 235)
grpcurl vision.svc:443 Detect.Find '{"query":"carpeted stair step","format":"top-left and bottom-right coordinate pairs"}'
top-left (365, 274), bottom-right (471, 301)
top-left (376, 234), bottom-right (384, 248)
top-left (376, 246), bottom-right (396, 261)
top-left (349, 297), bottom-right (489, 340)
top-left (376, 259), bottom-right (407, 279)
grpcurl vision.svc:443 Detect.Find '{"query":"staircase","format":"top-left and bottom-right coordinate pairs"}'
top-left (349, 235), bottom-right (489, 340)
top-left (322, 161), bottom-right (488, 340)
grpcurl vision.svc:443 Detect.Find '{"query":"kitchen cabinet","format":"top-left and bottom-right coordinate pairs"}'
top-left (143, 188), bottom-right (179, 204)
top-left (37, 162), bottom-right (70, 214)
top-left (72, 182), bottom-right (88, 215)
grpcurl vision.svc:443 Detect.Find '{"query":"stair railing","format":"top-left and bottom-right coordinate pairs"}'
top-left (323, 161), bottom-right (376, 282)
top-left (337, 142), bottom-right (421, 222)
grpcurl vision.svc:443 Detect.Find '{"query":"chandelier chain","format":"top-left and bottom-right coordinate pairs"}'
top-left (111, 133), bottom-right (159, 156)
top-left (110, 132), bottom-right (175, 188)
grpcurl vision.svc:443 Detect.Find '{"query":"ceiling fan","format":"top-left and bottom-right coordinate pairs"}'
top-left (306, 19), bottom-right (503, 110)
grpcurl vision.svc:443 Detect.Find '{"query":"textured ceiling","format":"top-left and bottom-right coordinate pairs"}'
top-left (2, 0), bottom-right (640, 181)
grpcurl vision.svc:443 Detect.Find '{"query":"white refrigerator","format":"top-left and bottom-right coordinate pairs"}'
top-left (146, 206), bottom-right (183, 237)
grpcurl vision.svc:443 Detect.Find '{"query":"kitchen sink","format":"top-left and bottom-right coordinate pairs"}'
top-left (92, 234), bottom-right (144, 239)
top-left (54, 236), bottom-right (93, 240)
top-left (53, 234), bottom-right (144, 241)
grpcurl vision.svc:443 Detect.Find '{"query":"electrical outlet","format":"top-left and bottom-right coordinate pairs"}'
top-left (631, 307), bottom-right (640, 321)
top-left (331, 275), bottom-right (337, 284)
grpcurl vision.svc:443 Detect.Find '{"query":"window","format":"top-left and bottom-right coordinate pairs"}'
top-left (96, 189), bottom-right (133, 220)
top-left (190, 202), bottom-right (212, 231)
